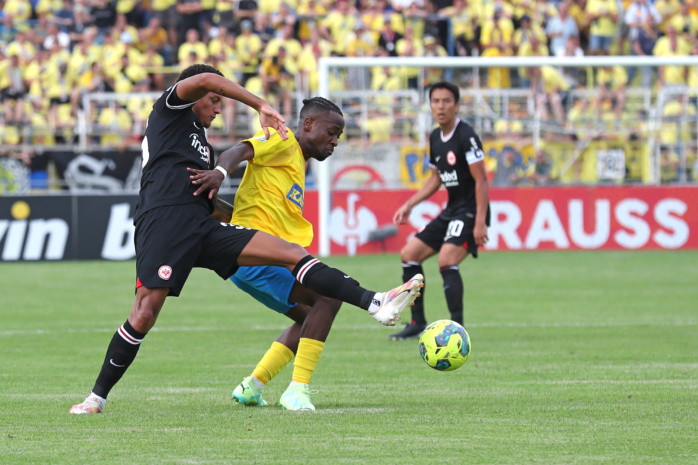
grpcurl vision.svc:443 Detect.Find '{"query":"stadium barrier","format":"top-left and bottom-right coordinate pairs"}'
top-left (1, 186), bottom-right (696, 262)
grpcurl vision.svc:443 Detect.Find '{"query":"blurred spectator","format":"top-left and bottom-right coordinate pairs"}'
top-left (151, 0), bottom-right (179, 47)
top-left (53, 0), bottom-right (76, 32)
top-left (595, 65), bottom-right (628, 120)
top-left (546, 1), bottom-right (579, 57)
top-left (88, 0), bottom-right (118, 39)
top-left (297, 0), bottom-right (326, 43)
top-left (3, 0), bottom-right (32, 25)
top-left (265, 21), bottom-right (302, 61)
top-left (437, 0), bottom-right (480, 57)
top-left (423, 35), bottom-right (448, 86)
top-left (177, 28), bottom-right (208, 64)
top-left (480, 6), bottom-right (514, 88)
top-left (377, 13), bottom-right (404, 57)
top-left (0, 14), bottom-right (20, 44)
top-left (530, 149), bottom-right (553, 185)
top-left (586, 0), bottom-right (619, 55)
top-left (1, 52), bottom-right (27, 124)
top-left (513, 14), bottom-right (546, 56)
top-left (654, 0), bottom-right (681, 35)
top-left (530, 65), bottom-right (571, 123)
top-left (176, 0), bottom-right (203, 44)
top-left (669, 0), bottom-right (698, 37)
top-left (396, 25), bottom-right (422, 89)
top-left (493, 147), bottom-right (525, 186)
top-left (653, 24), bottom-right (691, 89)
top-left (259, 46), bottom-right (292, 119)
top-left (215, 0), bottom-right (235, 31)
top-left (270, 2), bottom-right (297, 33)
top-left (320, 0), bottom-right (357, 56)
top-left (231, 0), bottom-right (257, 35)
top-left (517, 33), bottom-right (549, 88)
top-left (659, 145), bottom-right (680, 182)
top-left (138, 16), bottom-right (172, 64)
top-left (629, 13), bottom-right (659, 88)
top-left (236, 19), bottom-right (263, 86)
top-left (345, 21), bottom-right (374, 58)
top-left (43, 22), bottom-right (71, 51)
top-left (69, 5), bottom-right (93, 45)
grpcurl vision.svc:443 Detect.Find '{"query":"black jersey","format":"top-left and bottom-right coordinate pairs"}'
top-left (135, 84), bottom-right (215, 221)
top-left (429, 118), bottom-right (485, 213)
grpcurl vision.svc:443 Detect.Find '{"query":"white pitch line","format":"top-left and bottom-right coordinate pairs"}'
top-left (0, 320), bottom-right (696, 337)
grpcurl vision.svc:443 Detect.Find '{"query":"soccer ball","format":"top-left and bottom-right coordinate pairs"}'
top-left (418, 320), bottom-right (471, 371)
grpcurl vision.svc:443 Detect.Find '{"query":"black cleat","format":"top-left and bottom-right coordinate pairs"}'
top-left (389, 321), bottom-right (427, 341)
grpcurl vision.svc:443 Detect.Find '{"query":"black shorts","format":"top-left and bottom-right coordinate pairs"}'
top-left (135, 204), bottom-right (258, 296)
top-left (415, 208), bottom-right (487, 258)
top-left (2, 88), bottom-right (24, 101)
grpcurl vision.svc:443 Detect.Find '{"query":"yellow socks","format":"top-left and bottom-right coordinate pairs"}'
top-left (291, 338), bottom-right (325, 384)
top-left (251, 341), bottom-right (294, 385)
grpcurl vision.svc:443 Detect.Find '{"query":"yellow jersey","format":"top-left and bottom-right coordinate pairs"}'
top-left (232, 130), bottom-right (312, 247)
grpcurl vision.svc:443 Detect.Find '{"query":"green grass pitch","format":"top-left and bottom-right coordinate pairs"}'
top-left (1, 251), bottom-right (696, 464)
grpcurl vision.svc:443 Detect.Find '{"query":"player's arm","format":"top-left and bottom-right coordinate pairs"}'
top-left (393, 168), bottom-right (442, 225)
top-left (469, 159), bottom-right (490, 247)
top-left (188, 141), bottom-right (255, 199)
top-left (175, 72), bottom-right (288, 140)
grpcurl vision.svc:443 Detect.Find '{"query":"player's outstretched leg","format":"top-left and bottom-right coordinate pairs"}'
top-left (232, 376), bottom-right (268, 406)
top-left (369, 274), bottom-right (424, 326)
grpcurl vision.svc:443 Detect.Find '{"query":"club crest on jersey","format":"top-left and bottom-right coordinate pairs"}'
top-left (447, 150), bottom-right (457, 165)
top-left (189, 133), bottom-right (210, 164)
top-left (158, 265), bottom-right (172, 280)
top-left (287, 183), bottom-right (304, 209)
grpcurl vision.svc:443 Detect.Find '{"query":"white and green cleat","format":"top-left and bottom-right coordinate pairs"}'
top-left (279, 382), bottom-right (316, 411)
top-left (232, 376), bottom-right (268, 406)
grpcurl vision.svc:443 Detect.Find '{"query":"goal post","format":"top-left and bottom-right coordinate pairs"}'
top-left (316, 55), bottom-right (698, 257)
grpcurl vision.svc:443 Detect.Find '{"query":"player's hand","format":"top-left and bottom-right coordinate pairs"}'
top-left (187, 167), bottom-right (225, 199)
top-left (258, 102), bottom-right (288, 141)
top-left (474, 223), bottom-right (488, 247)
top-left (393, 204), bottom-right (412, 225)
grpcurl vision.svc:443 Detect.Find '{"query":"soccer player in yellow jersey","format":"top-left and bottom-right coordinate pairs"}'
top-left (195, 97), bottom-right (422, 410)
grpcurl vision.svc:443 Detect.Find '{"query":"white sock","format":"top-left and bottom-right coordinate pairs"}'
top-left (251, 376), bottom-right (264, 388)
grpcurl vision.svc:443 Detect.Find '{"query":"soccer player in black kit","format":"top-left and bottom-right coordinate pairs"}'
top-left (390, 81), bottom-right (490, 341)
top-left (70, 64), bottom-right (423, 414)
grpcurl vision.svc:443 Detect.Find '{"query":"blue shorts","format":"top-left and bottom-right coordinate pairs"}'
top-left (230, 266), bottom-right (297, 314)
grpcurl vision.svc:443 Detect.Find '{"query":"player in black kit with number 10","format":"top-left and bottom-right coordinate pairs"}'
top-left (69, 64), bottom-right (424, 414)
top-left (390, 81), bottom-right (490, 341)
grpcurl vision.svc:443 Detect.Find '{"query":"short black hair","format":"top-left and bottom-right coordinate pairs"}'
top-left (299, 97), bottom-right (343, 119)
top-left (429, 81), bottom-right (460, 103)
top-left (176, 64), bottom-right (223, 82)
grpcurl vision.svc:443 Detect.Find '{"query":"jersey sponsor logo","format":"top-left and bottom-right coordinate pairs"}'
top-left (287, 183), bottom-right (304, 209)
top-left (447, 150), bottom-right (456, 165)
top-left (439, 170), bottom-right (459, 187)
top-left (189, 133), bottom-right (210, 164)
top-left (158, 265), bottom-right (172, 280)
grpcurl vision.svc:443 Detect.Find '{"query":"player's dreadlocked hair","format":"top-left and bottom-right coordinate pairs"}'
top-left (428, 81), bottom-right (460, 103)
top-left (176, 64), bottom-right (224, 82)
top-left (299, 97), bottom-right (343, 119)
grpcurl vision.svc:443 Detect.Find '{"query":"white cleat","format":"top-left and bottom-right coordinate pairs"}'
top-left (370, 273), bottom-right (424, 326)
top-left (69, 393), bottom-right (106, 414)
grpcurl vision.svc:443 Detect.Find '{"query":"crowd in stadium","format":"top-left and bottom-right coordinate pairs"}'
top-left (1, 0), bottom-right (697, 184)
